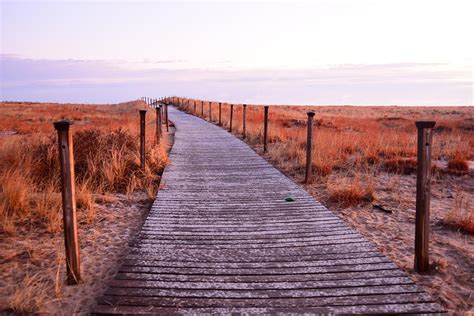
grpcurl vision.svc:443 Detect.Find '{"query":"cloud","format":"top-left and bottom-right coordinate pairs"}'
top-left (0, 55), bottom-right (471, 105)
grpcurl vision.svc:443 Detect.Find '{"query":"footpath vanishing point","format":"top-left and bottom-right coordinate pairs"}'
top-left (93, 106), bottom-right (444, 314)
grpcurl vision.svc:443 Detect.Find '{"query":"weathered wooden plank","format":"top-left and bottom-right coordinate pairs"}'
top-left (93, 300), bottom-right (443, 315)
top-left (143, 218), bottom-right (343, 226)
top-left (114, 268), bottom-right (406, 283)
top-left (140, 223), bottom-right (349, 233)
top-left (108, 275), bottom-right (415, 291)
top-left (138, 228), bottom-right (354, 238)
top-left (137, 231), bottom-right (358, 241)
top-left (128, 242), bottom-right (380, 259)
top-left (139, 227), bottom-right (354, 236)
top-left (121, 255), bottom-right (387, 269)
top-left (133, 236), bottom-right (365, 248)
top-left (98, 283), bottom-right (425, 300)
top-left (118, 262), bottom-right (398, 275)
top-left (124, 250), bottom-right (382, 264)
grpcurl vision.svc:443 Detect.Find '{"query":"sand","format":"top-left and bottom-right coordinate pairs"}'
top-left (0, 192), bottom-right (151, 314)
top-left (322, 172), bottom-right (474, 314)
top-left (303, 168), bottom-right (474, 314)
top-left (0, 124), bottom-right (175, 315)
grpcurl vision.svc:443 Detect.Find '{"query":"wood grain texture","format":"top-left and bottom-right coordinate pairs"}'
top-left (54, 121), bottom-right (81, 284)
top-left (92, 107), bottom-right (443, 314)
top-left (415, 121), bottom-right (436, 273)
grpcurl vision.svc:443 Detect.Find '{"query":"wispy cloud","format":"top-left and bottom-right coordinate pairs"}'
top-left (0, 55), bottom-right (471, 105)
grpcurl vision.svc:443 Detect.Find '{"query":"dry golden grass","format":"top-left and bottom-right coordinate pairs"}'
top-left (177, 99), bottom-right (473, 208)
top-left (0, 100), bottom-right (167, 236)
top-left (327, 174), bottom-right (375, 207)
top-left (447, 157), bottom-right (469, 175)
top-left (442, 190), bottom-right (474, 234)
top-left (0, 100), bottom-right (168, 312)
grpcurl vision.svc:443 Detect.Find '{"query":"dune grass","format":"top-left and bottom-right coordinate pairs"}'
top-left (176, 98), bottom-right (473, 224)
top-left (0, 101), bottom-right (167, 235)
top-left (0, 100), bottom-right (168, 312)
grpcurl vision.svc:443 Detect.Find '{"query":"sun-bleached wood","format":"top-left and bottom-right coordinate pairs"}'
top-left (93, 107), bottom-right (442, 314)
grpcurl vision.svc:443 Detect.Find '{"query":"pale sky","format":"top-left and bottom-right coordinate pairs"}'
top-left (1, 0), bottom-right (473, 105)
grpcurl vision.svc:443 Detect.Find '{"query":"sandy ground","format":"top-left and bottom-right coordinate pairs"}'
top-left (0, 125), bottom-right (175, 315)
top-left (305, 172), bottom-right (474, 314)
top-left (0, 192), bottom-right (151, 314)
top-left (253, 142), bottom-right (473, 314)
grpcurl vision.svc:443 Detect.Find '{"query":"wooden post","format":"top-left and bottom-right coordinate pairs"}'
top-left (229, 104), bottom-right (234, 132)
top-left (53, 120), bottom-right (81, 285)
top-left (201, 101), bottom-right (204, 117)
top-left (165, 103), bottom-right (169, 132)
top-left (194, 100), bottom-right (197, 114)
top-left (160, 103), bottom-right (164, 123)
top-left (263, 106), bottom-right (269, 152)
top-left (305, 111), bottom-right (315, 184)
top-left (209, 101), bottom-right (212, 121)
top-left (139, 110), bottom-right (146, 170)
top-left (155, 106), bottom-right (162, 144)
top-left (219, 102), bottom-right (222, 126)
top-left (242, 104), bottom-right (247, 139)
top-left (414, 120), bottom-right (436, 273)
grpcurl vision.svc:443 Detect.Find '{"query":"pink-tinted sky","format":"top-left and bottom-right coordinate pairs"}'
top-left (1, 0), bottom-right (472, 105)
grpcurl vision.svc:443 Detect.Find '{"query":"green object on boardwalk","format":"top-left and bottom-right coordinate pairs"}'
top-left (285, 197), bottom-right (295, 202)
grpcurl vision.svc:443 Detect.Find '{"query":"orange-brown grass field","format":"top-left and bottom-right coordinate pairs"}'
top-left (0, 101), bottom-right (170, 313)
top-left (178, 100), bottom-right (473, 314)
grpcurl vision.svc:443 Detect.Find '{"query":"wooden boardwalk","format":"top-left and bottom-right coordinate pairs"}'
top-left (93, 107), bottom-right (444, 314)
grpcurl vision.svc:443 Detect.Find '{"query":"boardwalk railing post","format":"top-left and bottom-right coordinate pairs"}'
top-left (305, 111), bottom-right (315, 184)
top-left (263, 105), bottom-right (269, 153)
top-left (139, 110), bottom-right (147, 170)
top-left (414, 120), bottom-right (436, 273)
top-left (219, 102), bottom-right (222, 126)
top-left (165, 103), bottom-right (169, 132)
top-left (53, 120), bottom-right (81, 285)
top-left (161, 103), bottom-right (164, 123)
top-left (209, 101), bottom-right (212, 121)
top-left (229, 104), bottom-right (234, 132)
top-left (155, 106), bottom-right (162, 144)
top-left (201, 101), bottom-right (204, 117)
top-left (243, 104), bottom-right (247, 139)
top-left (194, 100), bottom-right (197, 115)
